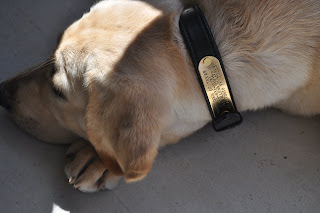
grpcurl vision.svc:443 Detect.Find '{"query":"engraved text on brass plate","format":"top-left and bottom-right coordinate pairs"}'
top-left (198, 56), bottom-right (235, 118)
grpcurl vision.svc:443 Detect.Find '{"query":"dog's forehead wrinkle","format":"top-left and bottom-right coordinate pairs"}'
top-left (54, 47), bottom-right (89, 95)
top-left (53, 70), bottom-right (70, 92)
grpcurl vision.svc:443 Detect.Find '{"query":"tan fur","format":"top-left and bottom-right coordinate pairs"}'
top-left (2, 0), bottom-right (320, 191)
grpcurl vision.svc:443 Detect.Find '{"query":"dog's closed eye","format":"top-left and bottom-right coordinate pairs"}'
top-left (50, 65), bottom-right (57, 77)
top-left (52, 85), bottom-right (66, 100)
top-left (50, 66), bottom-right (67, 100)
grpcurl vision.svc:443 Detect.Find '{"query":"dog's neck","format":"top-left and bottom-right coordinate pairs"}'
top-left (168, 0), bottom-right (315, 114)
top-left (169, 2), bottom-right (242, 118)
top-left (169, 1), bottom-right (262, 113)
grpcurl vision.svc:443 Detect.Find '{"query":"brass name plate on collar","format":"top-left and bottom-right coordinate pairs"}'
top-left (198, 56), bottom-right (235, 119)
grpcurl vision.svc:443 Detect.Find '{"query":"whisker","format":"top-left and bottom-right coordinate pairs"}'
top-left (17, 59), bottom-right (55, 79)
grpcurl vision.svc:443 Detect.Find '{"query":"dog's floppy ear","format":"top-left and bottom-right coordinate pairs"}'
top-left (109, 90), bottom-right (161, 182)
top-left (85, 78), bottom-right (165, 182)
top-left (84, 12), bottom-right (175, 182)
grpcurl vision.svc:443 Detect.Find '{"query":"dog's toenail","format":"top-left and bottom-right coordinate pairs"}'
top-left (68, 177), bottom-right (75, 184)
top-left (74, 183), bottom-right (80, 188)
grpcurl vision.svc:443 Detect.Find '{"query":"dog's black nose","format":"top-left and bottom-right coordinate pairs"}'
top-left (0, 81), bottom-right (12, 111)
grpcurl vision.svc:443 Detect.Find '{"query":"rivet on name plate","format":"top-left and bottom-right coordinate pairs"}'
top-left (203, 57), bottom-right (212, 67)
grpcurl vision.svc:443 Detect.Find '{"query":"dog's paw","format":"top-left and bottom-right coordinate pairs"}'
top-left (64, 141), bottom-right (121, 192)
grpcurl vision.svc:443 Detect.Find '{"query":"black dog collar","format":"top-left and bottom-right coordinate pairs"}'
top-left (179, 5), bottom-right (242, 131)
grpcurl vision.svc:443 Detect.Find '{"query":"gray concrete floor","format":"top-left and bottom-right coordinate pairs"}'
top-left (0, 0), bottom-right (319, 212)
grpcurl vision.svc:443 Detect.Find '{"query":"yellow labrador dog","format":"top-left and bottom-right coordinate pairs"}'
top-left (0, 0), bottom-right (319, 192)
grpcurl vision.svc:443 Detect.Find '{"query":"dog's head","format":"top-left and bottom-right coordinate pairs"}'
top-left (0, 0), bottom-right (185, 182)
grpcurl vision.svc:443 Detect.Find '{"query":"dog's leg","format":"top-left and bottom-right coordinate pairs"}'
top-left (64, 140), bottom-right (121, 192)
